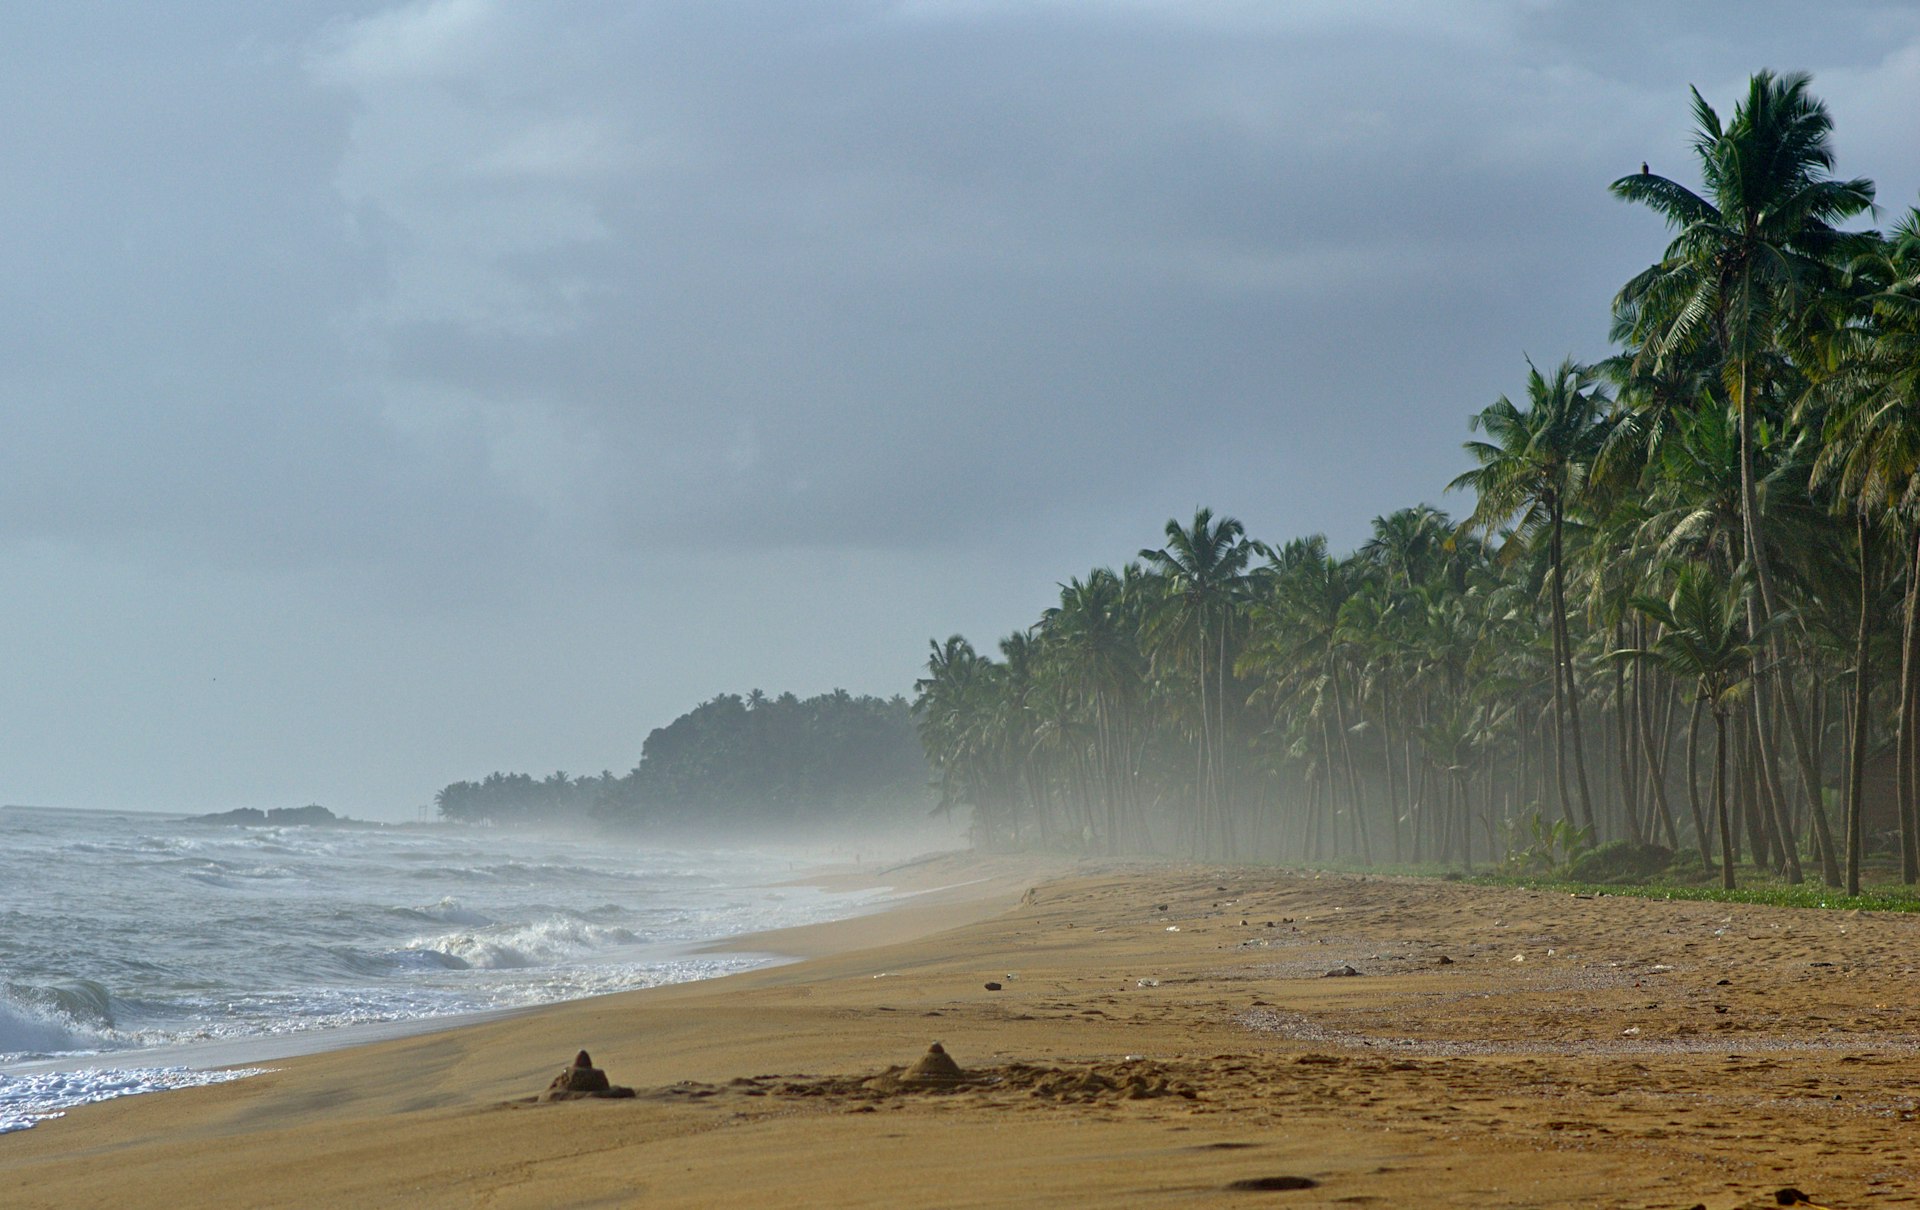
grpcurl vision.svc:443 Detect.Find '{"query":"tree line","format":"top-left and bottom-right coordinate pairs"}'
top-left (913, 71), bottom-right (1920, 891)
top-left (435, 689), bottom-right (930, 831)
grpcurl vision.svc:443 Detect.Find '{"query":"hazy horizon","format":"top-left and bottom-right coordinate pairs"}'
top-left (4, 2), bottom-right (1918, 820)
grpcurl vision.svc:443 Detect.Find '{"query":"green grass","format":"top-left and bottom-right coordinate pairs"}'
top-left (1457, 871), bottom-right (1920, 912)
top-left (1247, 854), bottom-right (1920, 912)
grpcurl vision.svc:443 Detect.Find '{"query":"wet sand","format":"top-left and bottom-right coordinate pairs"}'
top-left (6, 856), bottom-right (1917, 1208)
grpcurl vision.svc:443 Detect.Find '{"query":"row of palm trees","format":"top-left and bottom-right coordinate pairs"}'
top-left (913, 71), bottom-right (1920, 890)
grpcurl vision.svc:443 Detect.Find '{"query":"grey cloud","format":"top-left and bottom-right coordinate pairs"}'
top-left (4, 1), bottom-right (1919, 812)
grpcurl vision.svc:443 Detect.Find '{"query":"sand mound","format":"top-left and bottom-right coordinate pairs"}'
top-left (537, 1049), bottom-right (635, 1102)
top-left (902, 1042), bottom-right (965, 1086)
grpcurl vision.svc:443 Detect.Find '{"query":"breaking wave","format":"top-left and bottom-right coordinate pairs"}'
top-left (406, 916), bottom-right (643, 969)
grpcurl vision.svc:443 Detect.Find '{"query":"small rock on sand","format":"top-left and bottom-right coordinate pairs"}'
top-left (1324, 964), bottom-right (1361, 978)
top-left (1225, 1176), bottom-right (1318, 1191)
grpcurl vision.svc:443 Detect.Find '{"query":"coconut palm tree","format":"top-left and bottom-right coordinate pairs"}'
top-left (1808, 208), bottom-right (1920, 882)
top-left (1451, 357), bottom-right (1611, 833)
top-left (1039, 568), bottom-right (1147, 851)
top-left (1241, 537), bottom-right (1374, 863)
top-left (1612, 72), bottom-right (1873, 614)
top-left (1140, 509), bottom-right (1255, 857)
top-left (1613, 71), bottom-right (1874, 877)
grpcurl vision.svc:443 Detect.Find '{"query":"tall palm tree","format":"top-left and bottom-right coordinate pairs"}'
top-left (1039, 568), bottom-right (1146, 852)
top-left (913, 636), bottom-right (1025, 847)
top-left (1809, 208), bottom-right (1920, 883)
top-left (1241, 537), bottom-right (1373, 863)
top-left (1451, 357), bottom-right (1610, 832)
top-left (1613, 73), bottom-right (1873, 612)
top-left (1140, 509), bottom-right (1254, 857)
top-left (1613, 71), bottom-right (1874, 878)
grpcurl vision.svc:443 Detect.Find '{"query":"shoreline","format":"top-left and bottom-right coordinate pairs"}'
top-left (0, 852), bottom-right (990, 1073)
top-left (9, 857), bottom-right (1919, 1207)
top-left (0, 849), bottom-right (1019, 1117)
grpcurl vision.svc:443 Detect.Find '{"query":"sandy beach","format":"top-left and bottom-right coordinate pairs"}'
top-left (6, 854), bottom-right (1918, 1208)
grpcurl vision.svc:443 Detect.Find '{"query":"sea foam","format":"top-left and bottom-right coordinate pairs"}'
top-left (0, 1066), bottom-right (267, 1134)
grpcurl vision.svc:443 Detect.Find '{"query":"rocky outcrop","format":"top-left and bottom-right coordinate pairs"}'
top-left (189, 805), bottom-right (378, 828)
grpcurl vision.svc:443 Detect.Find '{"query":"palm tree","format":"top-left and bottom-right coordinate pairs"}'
top-left (1613, 72), bottom-right (1873, 610)
top-left (1809, 208), bottom-right (1920, 883)
top-left (1613, 71), bottom-right (1874, 878)
top-left (913, 636), bottom-right (1025, 847)
top-left (1451, 357), bottom-right (1610, 833)
top-left (1624, 566), bottom-right (1776, 890)
top-left (1039, 568), bottom-right (1146, 851)
top-left (1140, 509), bottom-right (1254, 857)
top-left (1241, 537), bottom-right (1374, 864)
top-left (1361, 505), bottom-right (1452, 592)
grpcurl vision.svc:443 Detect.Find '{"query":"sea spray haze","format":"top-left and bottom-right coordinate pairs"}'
top-left (0, 805), bottom-right (892, 1127)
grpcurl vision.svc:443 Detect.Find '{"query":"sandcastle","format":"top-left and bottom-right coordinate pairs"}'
top-left (539, 1049), bottom-right (636, 1101)
top-left (900, 1042), bottom-right (966, 1087)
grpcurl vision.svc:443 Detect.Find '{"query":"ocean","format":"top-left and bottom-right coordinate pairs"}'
top-left (0, 805), bottom-right (887, 1133)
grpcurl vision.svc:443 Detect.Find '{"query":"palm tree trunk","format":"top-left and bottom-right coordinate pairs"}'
top-left (1900, 526), bottom-right (1920, 883)
top-left (1635, 655), bottom-right (1681, 848)
top-left (1382, 681), bottom-right (1403, 864)
top-left (1748, 678), bottom-right (1803, 883)
top-left (1847, 513), bottom-right (1872, 895)
top-left (1738, 720), bottom-right (1767, 870)
top-left (1686, 696), bottom-right (1710, 867)
top-left (1728, 706), bottom-right (1743, 895)
top-left (1216, 616), bottom-right (1236, 859)
top-left (1407, 727), bottom-right (1424, 864)
top-left (1331, 665), bottom-right (1371, 866)
top-left (1319, 714), bottom-right (1342, 860)
top-left (1459, 775), bottom-right (1474, 873)
top-left (1549, 508), bottom-right (1596, 831)
top-left (1810, 675), bottom-right (1828, 865)
top-left (1518, 702), bottom-right (1532, 815)
top-left (1615, 624), bottom-right (1644, 843)
top-left (1735, 365), bottom-right (1838, 885)
top-left (1194, 620), bottom-right (1212, 859)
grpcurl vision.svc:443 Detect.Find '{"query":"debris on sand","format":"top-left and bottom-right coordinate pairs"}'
top-left (1225, 1175), bottom-right (1318, 1191)
top-left (1323, 964), bottom-right (1361, 978)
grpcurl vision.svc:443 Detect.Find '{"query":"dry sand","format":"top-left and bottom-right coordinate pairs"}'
top-left (6, 855), bottom-right (1919, 1208)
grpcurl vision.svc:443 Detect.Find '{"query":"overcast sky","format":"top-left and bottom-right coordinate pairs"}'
top-left (2, 1), bottom-right (1916, 818)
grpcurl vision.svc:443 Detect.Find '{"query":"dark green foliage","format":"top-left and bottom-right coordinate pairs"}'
top-left (1566, 840), bottom-right (1675, 884)
top-left (434, 770), bottom-right (614, 827)
top-left (603, 690), bottom-right (929, 827)
top-left (434, 691), bottom-right (931, 830)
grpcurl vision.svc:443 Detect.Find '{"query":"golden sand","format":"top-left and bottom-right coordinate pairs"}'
top-left (5, 855), bottom-right (1916, 1208)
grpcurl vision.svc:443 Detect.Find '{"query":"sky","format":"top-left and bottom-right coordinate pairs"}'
top-left (2, 1), bottom-right (1917, 818)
